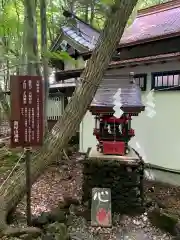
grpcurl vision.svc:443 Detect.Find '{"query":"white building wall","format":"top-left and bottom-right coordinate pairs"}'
top-left (80, 60), bottom-right (180, 170)
top-left (64, 56), bottom-right (86, 70)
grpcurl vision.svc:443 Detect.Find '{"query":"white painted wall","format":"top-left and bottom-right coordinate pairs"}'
top-left (76, 56), bottom-right (85, 68)
top-left (64, 56), bottom-right (85, 70)
top-left (64, 57), bottom-right (85, 84)
top-left (80, 60), bottom-right (180, 171)
top-left (64, 59), bottom-right (76, 70)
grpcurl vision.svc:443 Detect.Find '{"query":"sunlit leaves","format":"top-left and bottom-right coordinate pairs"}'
top-left (0, 15), bottom-right (19, 36)
top-left (0, 0), bottom-right (24, 36)
top-left (0, 0), bottom-right (170, 66)
top-left (44, 50), bottom-right (76, 64)
top-left (100, 0), bottom-right (114, 6)
top-left (138, 0), bottom-right (169, 9)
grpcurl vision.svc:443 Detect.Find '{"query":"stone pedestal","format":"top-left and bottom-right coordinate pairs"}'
top-left (82, 148), bottom-right (144, 214)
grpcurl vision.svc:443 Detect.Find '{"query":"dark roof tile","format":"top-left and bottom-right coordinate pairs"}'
top-left (91, 74), bottom-right (144, 110)
top-left (61, 1), bottom-right (180, 50)
top-left (120, 1), bottom-right (180, 46)
top-left (62, 26), bottom-right (95, 49)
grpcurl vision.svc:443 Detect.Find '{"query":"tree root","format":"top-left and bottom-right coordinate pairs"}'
top-left (1, 224), bottom-right (42, 238)
top-left (0, 204), bottom-right (42, 238)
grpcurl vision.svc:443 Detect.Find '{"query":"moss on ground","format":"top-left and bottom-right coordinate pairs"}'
top-left (0, 149), bottom-right (24, 181)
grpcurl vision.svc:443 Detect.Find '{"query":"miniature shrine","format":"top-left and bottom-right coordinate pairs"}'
top-left (82, 74), bottom-right (145, 214)
top-left (93, 114), bottom-right (137, 156)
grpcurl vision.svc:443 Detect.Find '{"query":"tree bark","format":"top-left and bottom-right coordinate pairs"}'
top-left (0, 86), bottom-right (10, 123)
top-left (24, 0), bottom-right (40, 76)
top-left (0, 0), bottom-right (138, 234)
top-left (40, 0), bottom-right (49, 132)
top-left (84, 2), bottom-right (89, 23)
top-left (90, 0), bottom-right (95, 25)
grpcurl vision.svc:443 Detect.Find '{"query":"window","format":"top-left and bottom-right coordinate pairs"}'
top-left (133, 74), bottom-right (147, 91)
top-left (152, 71), bottom-right (180, 90)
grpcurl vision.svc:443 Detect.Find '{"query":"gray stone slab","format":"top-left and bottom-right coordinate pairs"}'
top-left (91, 188), bottom-right (112, 227)
top-left (117, 229), bottom-right (151, 240)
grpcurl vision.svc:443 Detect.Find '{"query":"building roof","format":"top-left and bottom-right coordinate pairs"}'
top-left (62, 26), bottom-right (95, 50)
top-left (51, 10), bottom-right (99, 52)
top-left (110, 51), bottom-right (180, 67)
top-left (52, 1), bottom-right (180, 54)
top-left (89, 73), bottom-right (145, 114)
top-left (120, 0), bottom-right (180, 46)
top-left (55, 51), bottom-right (180, 82)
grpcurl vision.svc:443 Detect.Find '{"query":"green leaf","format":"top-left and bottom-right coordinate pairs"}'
top-left (50, 6), bottom-right (60, 13)
top-left (44, 50), bottom-right (76, 64)
top-left (100, 0), bottom-right (114, 6)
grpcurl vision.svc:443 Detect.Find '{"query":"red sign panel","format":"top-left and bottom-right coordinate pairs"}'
top-left (10, 75), bottom-right (44, 147)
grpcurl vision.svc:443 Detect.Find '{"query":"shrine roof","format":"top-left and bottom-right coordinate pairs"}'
top-left (51, 1), bottom-right (180, 54)
top-left (61, 26), bottom-right (95, 50)
top-left (51, 10), bottom-right (99, 52)
top-left (89, 73), bottom-right (145, 113)
top-left (53, 71), bottom-right (145, 113)
top-left (120, 0), bottom-right (180, 47)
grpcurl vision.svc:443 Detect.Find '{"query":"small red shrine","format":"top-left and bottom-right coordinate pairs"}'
top-left (89, 73), bottom-right (145, 156)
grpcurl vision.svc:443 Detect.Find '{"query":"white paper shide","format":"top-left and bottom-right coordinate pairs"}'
top-left (113, 88), bottom-right (124, 118)
top-left (145, 89), bottom-right (156, 118)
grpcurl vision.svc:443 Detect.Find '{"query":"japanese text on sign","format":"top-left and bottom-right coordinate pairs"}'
top-left (91, 188), bottom-right (112, 227)
top-left (10, 75), bottom-right (43, 147)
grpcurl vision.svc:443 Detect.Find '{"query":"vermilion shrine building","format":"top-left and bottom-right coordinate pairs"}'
top-left (50, 0), bottom-right (180, 171)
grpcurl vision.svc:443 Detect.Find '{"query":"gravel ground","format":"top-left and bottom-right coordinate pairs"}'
top-left (68, 212), bottom-right (172, 240)
top-left (3, 153), bottom-right (178, 239)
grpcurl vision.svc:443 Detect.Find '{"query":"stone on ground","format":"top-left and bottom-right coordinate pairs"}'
top-left (44, 222), bottom-right (69, 240)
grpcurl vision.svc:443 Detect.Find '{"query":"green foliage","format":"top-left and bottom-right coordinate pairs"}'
top-left (0, 0), bottom-right (24, 35)
top-left (44, 50), bottom-right (76, 63)
top-left (0, 0), bottom-right (171, 69)
top-left (139, 0), bottom-right (169, 9)
top-left (100, 0), bottom-right (114, 6)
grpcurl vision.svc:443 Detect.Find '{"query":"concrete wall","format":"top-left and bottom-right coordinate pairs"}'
top-left (79, 60), bottom-right (180, 171)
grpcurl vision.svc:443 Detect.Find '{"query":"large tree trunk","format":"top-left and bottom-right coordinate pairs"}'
top-left (0, 0), bottom-right (138, 234)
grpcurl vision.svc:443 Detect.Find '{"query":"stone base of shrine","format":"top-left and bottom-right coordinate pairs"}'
top-left (82, 147), bottom-right (144, 214)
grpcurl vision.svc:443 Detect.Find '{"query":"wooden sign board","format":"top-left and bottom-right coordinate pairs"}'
top-left (10, 75), bottom-right (44, 147)
top-left (91, 187), bottom-right (112, 227)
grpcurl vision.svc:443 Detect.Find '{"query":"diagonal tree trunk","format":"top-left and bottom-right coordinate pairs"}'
top-left (0, 0), bottom-right (138, 235)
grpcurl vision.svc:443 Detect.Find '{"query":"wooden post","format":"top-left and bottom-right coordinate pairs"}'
top-left (25, 147), bottom-right (31, 226)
